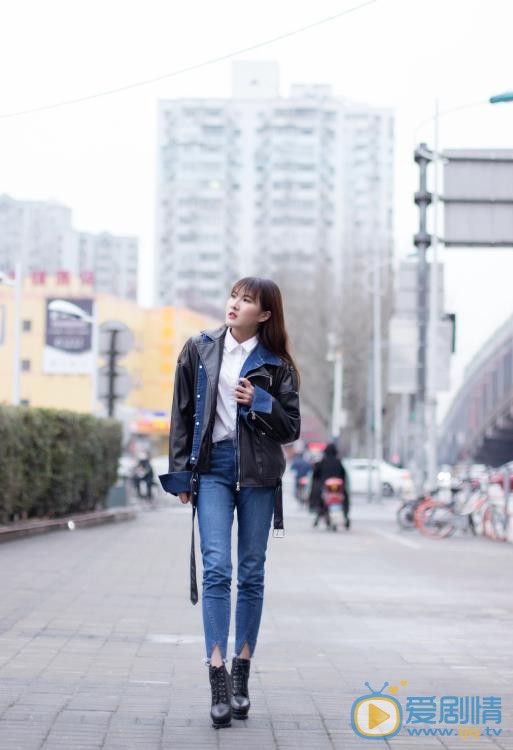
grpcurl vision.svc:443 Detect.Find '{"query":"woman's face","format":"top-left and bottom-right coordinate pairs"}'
top-left (225, 288), bottom-right (270, 332)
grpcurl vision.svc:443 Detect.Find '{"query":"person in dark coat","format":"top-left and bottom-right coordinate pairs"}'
top-left (310, 443), bottom-right (350, 530)
top-left (132, 452), bottom-right (155, 501)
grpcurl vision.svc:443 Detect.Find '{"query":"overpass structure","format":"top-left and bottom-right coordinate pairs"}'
top-left (439, 312), bottom-right (513, 467)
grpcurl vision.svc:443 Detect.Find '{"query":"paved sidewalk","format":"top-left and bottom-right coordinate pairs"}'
top-left (0, 507), bottom-right (137, 542)
top-left (0, 477), bottom-right (511, 749)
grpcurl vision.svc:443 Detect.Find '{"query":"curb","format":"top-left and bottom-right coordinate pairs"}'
top-left (0, 507), bottom-right (138, 542)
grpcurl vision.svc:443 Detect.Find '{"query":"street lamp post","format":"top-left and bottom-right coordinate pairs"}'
top-left (427, 100), bottom-right (440, 491)
top-left (414, 143), bottom-right (433, 494)
top-left (488, 90), bottom-right (513, 532)
top-left (326, 332), bottom-right (344, 447)
top-left (12, 260), bottom-right (23, 406)
top-left (331, 350), bottom-right (343, 442)
top-left (372, 237), bottom-right (383, 486)
top-left (362, 253), bottom-right (389, 500)
top-left (415, 92), bottom-right (513, 489)
top-left (369, 169), bottom-right (383, 501)
top-left (0, 264), bottom-right (23, 406)
top-left (489, 92), bottom-right (513, 105)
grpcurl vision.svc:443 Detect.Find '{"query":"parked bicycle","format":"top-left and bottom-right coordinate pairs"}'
top-left (414, 476), bottom-right (508, 541)
top-left (397, 495), bottom-right (431, 531)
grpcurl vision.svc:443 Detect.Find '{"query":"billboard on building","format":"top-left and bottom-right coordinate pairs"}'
top-left (43, 297), bottom-right (94, 374)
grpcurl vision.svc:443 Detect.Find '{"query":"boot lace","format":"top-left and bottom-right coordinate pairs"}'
top-left (212, 667), bottom-right (229, 704)
top-left (232, 661), bottom-right (248, 696)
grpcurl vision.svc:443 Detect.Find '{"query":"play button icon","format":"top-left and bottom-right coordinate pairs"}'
top-left (369, 702), bottom-right (391, 729)
top-left (351, 694), bottom-right (402, 738)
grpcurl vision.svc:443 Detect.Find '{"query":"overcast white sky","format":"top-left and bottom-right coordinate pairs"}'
top-left (2, 0), bottom-right (513, 419)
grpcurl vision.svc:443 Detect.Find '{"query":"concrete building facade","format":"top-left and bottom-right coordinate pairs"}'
top-left (0, 274), bottom-right (219, 423)
top-left (155, 61), bottom-right (394, 313)
top-left (0, 194), bottom-right (139, 301)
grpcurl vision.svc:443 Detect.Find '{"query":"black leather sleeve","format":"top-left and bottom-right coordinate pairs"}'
top-left (251, 365), bottom-right (301, 445)
top-left (170, 339), bottom-right (195, 472)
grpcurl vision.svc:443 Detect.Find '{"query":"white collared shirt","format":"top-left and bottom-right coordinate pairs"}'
top-left (212, 327), bottom-right (259, 443)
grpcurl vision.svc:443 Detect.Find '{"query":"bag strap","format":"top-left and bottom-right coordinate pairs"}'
top-left (272, 479), bottom-right (285, 538)
top-left (189, 472), bottom-right (199, 605)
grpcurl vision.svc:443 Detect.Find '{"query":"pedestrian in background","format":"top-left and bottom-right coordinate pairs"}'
top-left (159, 277), bottom-right (301, 729)
top-left (132, 451), bottom-right (155, 502)
top-left (310, 443), bottom-right (351, 530)
top-left (290, 450), bottom-right (311, 503)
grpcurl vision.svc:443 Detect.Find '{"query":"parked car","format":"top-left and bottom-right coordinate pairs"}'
top-left (344, 458), bottom-right (415, 498)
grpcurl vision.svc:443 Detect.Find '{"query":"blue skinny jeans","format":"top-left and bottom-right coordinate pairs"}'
top-left (196, 438), bottom-right (275, 664)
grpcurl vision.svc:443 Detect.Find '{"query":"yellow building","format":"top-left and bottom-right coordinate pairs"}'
top-left (0, 274), bottom-right (221, 424)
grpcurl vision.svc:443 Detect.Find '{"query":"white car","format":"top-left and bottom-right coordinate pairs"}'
top-left (344, 458), bottom-right (415, 499)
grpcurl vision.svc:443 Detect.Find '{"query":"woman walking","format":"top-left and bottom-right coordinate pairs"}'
top-left (159, 277), bottom-right (301, 728)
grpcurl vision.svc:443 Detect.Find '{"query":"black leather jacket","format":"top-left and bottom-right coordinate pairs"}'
top-left (159, 325), bottom-right (301, 603)
top-left (160, 324), bottom-right (300, 489)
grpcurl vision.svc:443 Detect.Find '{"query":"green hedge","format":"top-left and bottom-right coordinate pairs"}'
top-left (0, 406), bottom-right (122, 524)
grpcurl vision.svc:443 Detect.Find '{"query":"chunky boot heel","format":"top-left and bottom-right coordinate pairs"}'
top-left (230, 656), bottom-right (251, 719)
top-left (209, 664), bottom-right (232, 728)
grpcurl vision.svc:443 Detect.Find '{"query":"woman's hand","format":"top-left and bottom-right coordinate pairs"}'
top-left (178, 492), bottom-right (191, 504)
top-left (234, 377), bottom-right (255, 406)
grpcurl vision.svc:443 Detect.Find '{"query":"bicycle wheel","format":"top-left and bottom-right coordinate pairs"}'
top-left (483, 506), bottom-right (507, 542)
top-left (416, 499), bottom-right (456, 538)
top-left (397, 501), bottom-right (416, 530)
top-left (413, 497), bottom-right (435, 528)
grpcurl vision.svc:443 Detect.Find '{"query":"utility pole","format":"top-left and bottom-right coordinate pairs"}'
top-left (366, 347), bottom-right (374, 502)
top-left (372, 242), bottom-right (383, 473)
top-left (107, 329), bottom-right (119, 418)
top-left (370, 167), bottom-right (383, 500)
top-left (90, 301), bottom-right (99, 415)
top-left (0, 266), bottom-right (23, 406)
top-left (414, 143), bottom-right (433, 493)
top-left (12, 251), bottom-right (25, 406)
top-left (327, 331), bottom-right (344, 448)
top-left (98, 321), bottom-right (134, 419)
top-left (427, 101), bottom-right (440, 489)
top-left (330, 349), bottom-right (343, 444)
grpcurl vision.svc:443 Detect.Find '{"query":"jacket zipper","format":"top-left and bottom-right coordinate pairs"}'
top-left (251, 410), bottom-right (273, 431)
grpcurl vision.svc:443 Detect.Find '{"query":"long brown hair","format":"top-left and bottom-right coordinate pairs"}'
top-left (231, 277), bottom-right (300, 387)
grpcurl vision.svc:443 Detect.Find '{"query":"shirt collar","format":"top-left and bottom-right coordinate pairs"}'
top-left (225, 327), bottom-right (259, 354)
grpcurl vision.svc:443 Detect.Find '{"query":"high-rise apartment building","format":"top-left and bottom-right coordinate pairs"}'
top-left (155, 61), bottom-right (394, 313)
top-left (0, 194), bottom-right (77, 276)
top-left (79, 232), bottom-right (138, 301)
top-left (0, 194), bottom-right (139, 301)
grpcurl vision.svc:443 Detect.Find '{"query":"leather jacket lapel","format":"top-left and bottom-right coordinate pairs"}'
top-left (195, 328), bottom-right (225, 390)
top-left (195, 326), bottom-right (226, 446)
top-left (240, 341), bottom-right (282, 376)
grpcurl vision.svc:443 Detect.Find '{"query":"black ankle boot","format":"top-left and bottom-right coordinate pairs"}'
top-left (230, 656), bottom-right (251, 719)
top-left (209, 664), bottom-right (232, 728)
